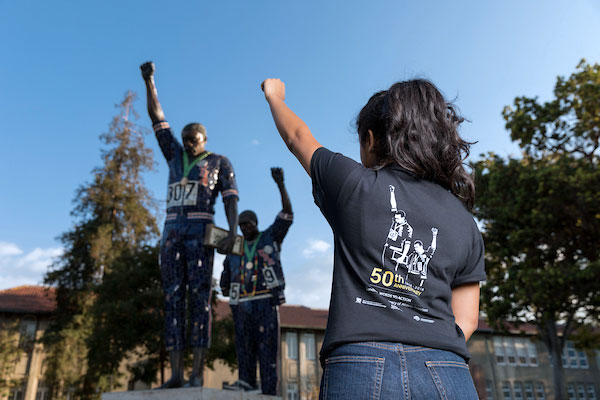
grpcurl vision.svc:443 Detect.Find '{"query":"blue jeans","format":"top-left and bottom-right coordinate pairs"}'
top-left (319, 342), bottom-right (478, 400)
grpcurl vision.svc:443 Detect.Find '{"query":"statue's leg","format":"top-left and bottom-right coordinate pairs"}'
top-left (186, 236), bottom-right (214, 386)
top-left (223, 301), bottom-right (258, 391)
top-left (257, 299), bottom-right (279, 395)
top-left (188, 348), bottom-right (206, 387)
top-left (156, 225), bottom-right (185, 389)
top-left (157, 350), bottom-right (184, 389)
top-left (238, 302), bottom-right (258, 389)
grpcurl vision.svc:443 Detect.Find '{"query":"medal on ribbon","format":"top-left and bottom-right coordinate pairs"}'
top-left (182, 151), bottom-right (211, 183)
top-left (240, 233), bottom-right (262, 296)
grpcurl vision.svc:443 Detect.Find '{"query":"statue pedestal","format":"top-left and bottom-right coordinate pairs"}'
top-left (102, 388), bottom-right (280, 400)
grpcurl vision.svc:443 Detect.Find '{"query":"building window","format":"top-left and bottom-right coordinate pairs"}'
top-left (568, 342), bottom-right (578, 368)
top-left (568, 383), bottom-right (576, 400)
top-left (287, 382), bottom-right (299, 400)
top-left (64, 386), bottom-right (76, 400)
top-left (486, 380), bottom-right (495, 400)
top-left (587, 384), bottom-right (597, 400)
top-left (515, 340), bottom-right (528, 366)
top-left (36, 380), bottom-right (50, 400)
top-left (502, 381), bottom-right (513, 400)
top-left (494, 337), bottom-right (505, 364)
top-left (513, 382), bottom-right (523, 400)
top-left (527, 341), bottom-right (538, 366)
top-left (535, 382), bottom-right (546, 400)
top-left (524, 382), bottom-right (534, 400)
top-left (576, 383), bottom-right (586, 399)
top-left (504, 338), bottom-right (517, 365)
top-left (577, 351), bottom-right (588, 369)
top-left (494, 336), bottom-right (539, 367)
top-left (9, 384), bottom-right (25, 400)
top-left (18, 318), bottom-right (36, 348)
top-left (286, 332), bottom-right (298, 360)
top-left (562, 341), bottom-right (589, 369)
top-left (303, 333), bottom-right (316, 360)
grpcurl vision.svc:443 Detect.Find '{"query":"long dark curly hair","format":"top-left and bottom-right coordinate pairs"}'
top-left (357, 79), bottom-right (475, 210)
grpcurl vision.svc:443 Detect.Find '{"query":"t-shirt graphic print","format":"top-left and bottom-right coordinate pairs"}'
top-left (383, 184), bottom-right (438, 286)
top-left (373, 184), bottom-right (439, 315)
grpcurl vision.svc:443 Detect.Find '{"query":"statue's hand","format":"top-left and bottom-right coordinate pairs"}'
top-left (261, 78), bottom-right (285, 102)
top-left (140, 61), bottom-right (155, 80)
top-left (271, 167), bottom-right (284, 184)
top-left (217, 234), bottom-right (236, 255)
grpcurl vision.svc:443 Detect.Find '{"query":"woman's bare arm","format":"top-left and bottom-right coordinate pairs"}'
top-left (262, 78), bottom-right (321, 175)
top-left (451, 282), bottom-right (480, 341)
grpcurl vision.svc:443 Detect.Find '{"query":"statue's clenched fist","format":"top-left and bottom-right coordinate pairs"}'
top-left (140, 61), bottom-right (155, 80)
top-left (271, 167), bottom-right (284, 185)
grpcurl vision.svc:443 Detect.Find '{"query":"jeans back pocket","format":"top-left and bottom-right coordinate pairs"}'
top-left (322, 356), bottom-right (385, 400)
top-left (425, 360), bottom-right (478, 400)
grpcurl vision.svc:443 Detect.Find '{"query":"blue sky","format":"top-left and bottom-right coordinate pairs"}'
top-left (1, 1), bottom-right (599, 307)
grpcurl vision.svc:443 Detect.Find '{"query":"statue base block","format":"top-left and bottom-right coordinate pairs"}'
top-left (102, 388), bottom-right (280, 400)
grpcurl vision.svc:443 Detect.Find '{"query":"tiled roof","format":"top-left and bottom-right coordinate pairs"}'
top-left (0, 285), bottom-right (56, 314)
top-left (213, 300), bottom-right (328, 330)
top-left (476, 318), bottom-right (539, 335)
top-left (280, 304), bottom-right (329, 330)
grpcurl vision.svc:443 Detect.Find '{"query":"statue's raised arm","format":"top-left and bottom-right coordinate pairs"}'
top-left (140, 61), bottom-right (166, 124)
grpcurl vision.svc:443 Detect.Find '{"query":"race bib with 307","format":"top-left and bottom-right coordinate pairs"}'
top-left (167, 180), bottom-right (199, 208)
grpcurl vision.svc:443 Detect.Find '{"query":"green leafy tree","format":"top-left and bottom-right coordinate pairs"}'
top-left (43, 91), bottom-right (159, 399)
top-left (86, 245), bottom-right (165, 389)
top-left (505, 60), bottom-right (600, 161)
top-left (0, 320), bottom-right (24, 397)
top-left (474, 60), bottom-right (600, 399)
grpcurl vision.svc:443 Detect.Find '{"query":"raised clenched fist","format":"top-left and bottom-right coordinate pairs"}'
top-left (271, 167), bottom-right (284, 184)
top-left (261, 78), bottom-right (285, 102)
top-left (140, 61), bottom-right (155, 80)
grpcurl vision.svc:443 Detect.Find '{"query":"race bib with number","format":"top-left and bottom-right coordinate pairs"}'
top-left (262, 266), bottom-right (280, 289)
top-left (167, 180), bottom-right (199, 208)
top-left (229, 283), bottom-right (240, 305)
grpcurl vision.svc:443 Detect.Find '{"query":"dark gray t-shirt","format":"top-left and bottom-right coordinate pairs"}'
top-left (311, 147), bottom-right (486, 363)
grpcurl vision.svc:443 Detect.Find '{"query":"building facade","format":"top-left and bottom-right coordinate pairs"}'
top-left (0, 286), bottom-right (55, 400)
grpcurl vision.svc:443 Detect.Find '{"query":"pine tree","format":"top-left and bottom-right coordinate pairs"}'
top-left (43, 91), bottom-right (159, 399)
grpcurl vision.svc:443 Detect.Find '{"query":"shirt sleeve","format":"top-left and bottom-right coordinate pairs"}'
top-left (220, 256), bottom-right (231, 296)
top-left (451, 225), bottom-right (486, 288)
top-left (217, 156), bottom-right (239, 200)
top-left (153, 121), bottom-right (182, 162)
top-left (265, 211), bottom-right (294, 245)
top-left (310, 147), bottom-right (365, 222)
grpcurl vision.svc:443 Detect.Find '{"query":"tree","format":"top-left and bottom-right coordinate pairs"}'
top-left (86, 245), bottom-right (165, 390)
top-left (504, 60), bottom-right (600, 161)
top-left (43, 91), bottom-right (159, 399)
top-left (474, 60), bottom-right (600, 400)
top-left (0, 320), bottom-right (24, 397)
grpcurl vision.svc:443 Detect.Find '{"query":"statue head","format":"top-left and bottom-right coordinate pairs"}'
top-left (239, 210), bottom-right (259, 241)
top-left (182, 123), bottom-right (207, 157)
